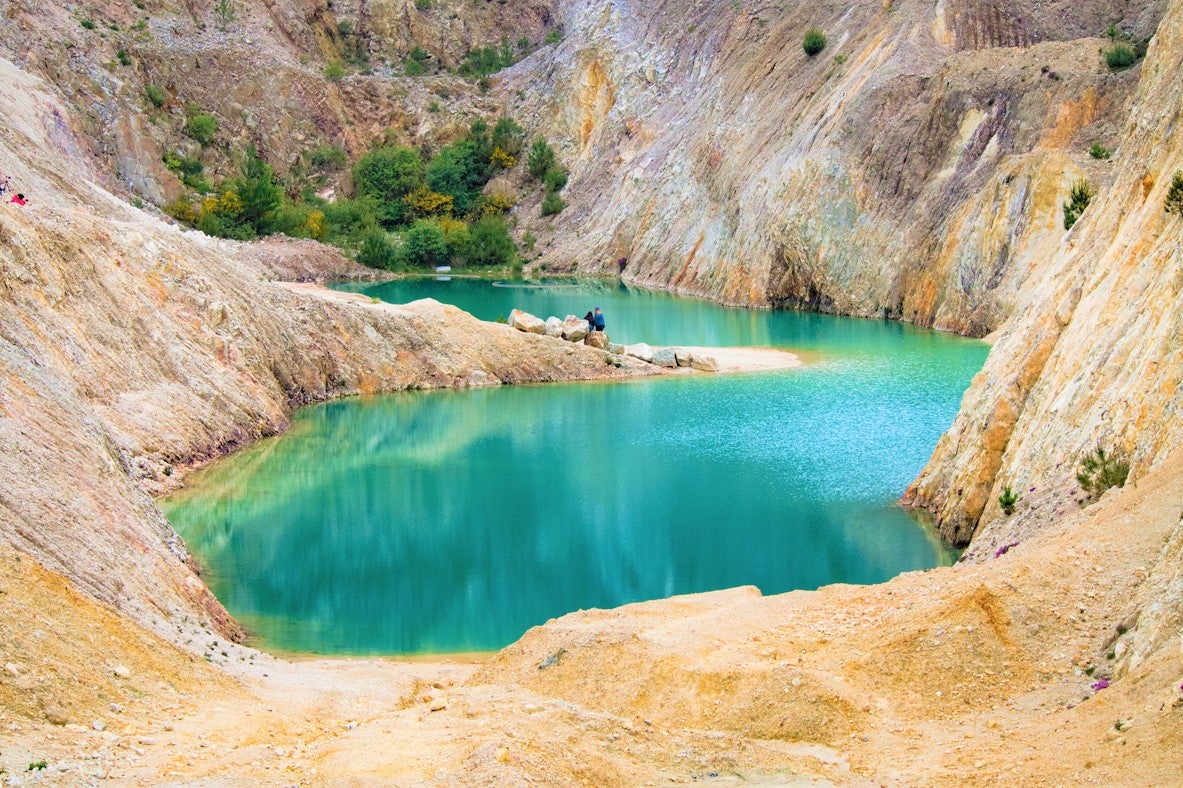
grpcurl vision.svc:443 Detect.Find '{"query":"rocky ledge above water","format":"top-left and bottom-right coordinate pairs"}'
top-left (508, 308), bottom-right (720, 372)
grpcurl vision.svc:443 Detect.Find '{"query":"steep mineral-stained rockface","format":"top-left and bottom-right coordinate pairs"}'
top-left (0, 0), bottom-right (556, 203)
top-left (0, 57), bottom-right (655, 641)
top-left (905, 0), bottom-right (1183, 546)
top-left (506, 0), bottom-right (1163, 336)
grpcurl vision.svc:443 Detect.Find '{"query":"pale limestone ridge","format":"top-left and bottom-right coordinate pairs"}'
top-left (905, 0), bottom-right (1183, 546)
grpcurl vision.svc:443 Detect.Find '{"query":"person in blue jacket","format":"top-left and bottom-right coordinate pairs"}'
top-left (592, 306), bottom-right (606, 332)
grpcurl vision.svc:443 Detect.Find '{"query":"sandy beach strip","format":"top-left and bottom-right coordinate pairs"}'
top-left (680, 346), bottom-right (803, 373)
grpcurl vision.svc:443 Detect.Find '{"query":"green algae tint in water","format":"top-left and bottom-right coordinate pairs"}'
top-left (163, 280), bottom-right (987, 655)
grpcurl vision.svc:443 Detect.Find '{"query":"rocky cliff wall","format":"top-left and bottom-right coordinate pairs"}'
top-left (905, 0), bottom-right (1183, 545)
top-left (506, 0), bottom-right (1163, 337)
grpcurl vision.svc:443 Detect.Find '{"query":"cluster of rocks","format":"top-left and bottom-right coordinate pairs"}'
top-left (507, 309), bottom-right (718, 372)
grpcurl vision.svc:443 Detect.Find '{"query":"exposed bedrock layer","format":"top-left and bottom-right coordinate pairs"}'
top-left (905, 0), bottom-right (1183, 546)
top-left (0, 57), bottom-right (656, 640)
top-left (508, 0), bottom-right (1162, 335)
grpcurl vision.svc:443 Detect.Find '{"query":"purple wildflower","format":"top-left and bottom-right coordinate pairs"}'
top-left (1092, 679), bottom-right (1110, 691)
top-left (994, 541), bottom-right (1019, 558)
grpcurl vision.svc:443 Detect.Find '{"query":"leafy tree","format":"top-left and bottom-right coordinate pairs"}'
top-left (352, 145), bottom-right (425, 227)
top-left (527, 138), bottom-right (556, 181)
top-left (322, 196), bottom-right (380, 242)
top-left (492, 115), bottom-right (525, 157)
top-left (803, 28), bottom-right (826, 56)
top-left (356, 230), bottom-right (398, 269)
top-left (464, 216), bottom-right (516, 266)
top-left (400, 220), bottom-right (450, 267)
top-left (233, 148), bottom-right (283, 234)
top-left (426, 141), bottom-right (485, 216)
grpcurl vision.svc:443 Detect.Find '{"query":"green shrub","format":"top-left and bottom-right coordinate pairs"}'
top-left (998, 485), bottom-right (1019, 516)
top-left (425, 141), bottom-right (487, 216)
top-left (427, 100), bottom-right (441, 112)
top-left (146, 84), bottom-right (166, 108)
top-left (324, 62), bottom-right (346, 81)
top-left (404, 46), bottom-right (431, 76)
top-left (521, 231), bottom-right (536, 252)
top-left (527, 138), bottom-right (556, 181)
top-left (464, 216), bottom-right (516, 266)
top-left (803, 28), bottom-right (826, 56)
top-left (1063, 179), bottom-right (1093, 230)
top-left (356, 230), bottom-right (398, 269)
top-left (492, 115), bottom-right (525, 157)
top-left (414, 0), bottom-right (434, 9)
top-left (185, 112), bottom-right (218, 146)
top-left (541, 191), bottom-right (566, 216)
top-left (1088, 142), bottom-right (1112, 160)
top-left (1105, 43), bottom-right (1136, 70)
top-left (544, 167), bottom-right (568, 192)
top-left (458, 39), bottom-right (516, 77)
top-left (400, 219), bottom-right (450, 267)
top-left (353, 145), bottom-right (425, 226)
top-left (1076, 446), bottom-right (1129, 499)
top-left (322, 196), bottom-right (380, 241)
top-left (1165, 171), bottom-right (1183, 216)
top-left (116, 48), bottom-right (132, 66)
top-left (80, 18), bottom-right (95, 29)
top-left (309, 144), bottom-right (347, 170)
top-left (544, 29), bottom-right (562, 45)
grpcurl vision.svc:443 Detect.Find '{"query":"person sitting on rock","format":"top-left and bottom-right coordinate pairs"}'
top-left (592, 307), bottom-right (606, 332)
top-left (583, 310), bottom-right (594, 325)
top-left (0, 174), bottom-right (10, 195)
top-left (9, 193), bottom-right (26, 206)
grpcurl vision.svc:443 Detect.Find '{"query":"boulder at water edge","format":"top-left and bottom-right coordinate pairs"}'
top-left (652, 347), bottom-right (678, 368)
top-left (674, 348), bottom-right (693, 367)
top-left (545, 316), bottom-right (564, 337)
top-left (623, 343), bottom-right (655, 363)
top-left (690, 354), bottom-right (719, 372)
top-left (508, 309), bottom-right (546, 334)
top-left (561, 316), bottom-right (590, 342)
top-left (608, 342), bottom-right (624, 355)
top-left (585, 331), bottom-right (609, 350)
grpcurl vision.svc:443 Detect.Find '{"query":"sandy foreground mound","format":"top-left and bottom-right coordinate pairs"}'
top-left (1, 454), bottom-right (1179, 785)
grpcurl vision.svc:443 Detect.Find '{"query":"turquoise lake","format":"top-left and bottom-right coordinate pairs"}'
top-left (162, 279), bottom-right (988, 655)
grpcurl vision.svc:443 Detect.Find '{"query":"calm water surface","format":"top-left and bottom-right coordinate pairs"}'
top-left (163, 279), bottom-right (987, 655)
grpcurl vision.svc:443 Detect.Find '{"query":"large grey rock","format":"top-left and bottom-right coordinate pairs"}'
top-left (623, 342), bottom-right (654, 363)
top-left (585, 331), bottom-right (609, 350)
top-left (674, 348), bottom-right (693, 367)
top-left (544, 316), bottom-right (564, 337)
top-left (690, 354), bottom-right (719, 372)
top-left (652, 347), bottom-right (678, 368)
top-left (561, 316), bottom-right (590, 341)
top-left (508, 309), bottom-right (546, 334)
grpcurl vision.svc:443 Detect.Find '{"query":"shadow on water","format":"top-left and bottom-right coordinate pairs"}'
top-left (163, 280), bottom-right (984, 655)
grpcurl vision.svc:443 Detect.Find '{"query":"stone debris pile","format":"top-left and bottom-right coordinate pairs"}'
top-left (507, 309), bottom-right (718, 372)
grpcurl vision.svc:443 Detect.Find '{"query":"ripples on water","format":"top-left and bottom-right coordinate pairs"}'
top-left (162, 280), bottom-right (987, 655)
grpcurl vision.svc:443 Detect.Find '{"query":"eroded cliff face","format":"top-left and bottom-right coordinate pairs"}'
top-left (904, 0), bottom-right (1183, 546)
top-left (506, 0), bottom-right (1163, 337)
top-left (0, 57), bottom-right (656, 640)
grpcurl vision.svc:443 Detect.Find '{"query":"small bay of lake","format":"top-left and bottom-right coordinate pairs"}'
top-left (163, 279), bottom-right (987, 655)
